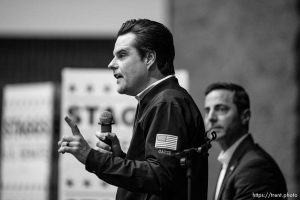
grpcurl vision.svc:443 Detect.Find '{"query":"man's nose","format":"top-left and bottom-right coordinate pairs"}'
top-left (207, 110), bottom-right (217, 123)
top-left (108, 57), bottom-right (117, 69)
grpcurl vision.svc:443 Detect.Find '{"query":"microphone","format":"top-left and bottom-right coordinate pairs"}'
top-left (98, 111), bottom-right (114, 146)
top-left (173, 131), bottom-right (217, 158)
top-left (196, 130), bottom-right (216, 154)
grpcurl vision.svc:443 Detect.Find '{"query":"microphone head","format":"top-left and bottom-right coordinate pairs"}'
top-left (210, 131), bottom-right (217, 140)
top-left (205, 130), bottom-right (217, 141)
top-left (98, 111), bottom-right (114, 125)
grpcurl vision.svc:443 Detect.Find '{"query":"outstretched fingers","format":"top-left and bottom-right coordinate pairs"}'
top-left (64, 116), bottom-right (82, 136)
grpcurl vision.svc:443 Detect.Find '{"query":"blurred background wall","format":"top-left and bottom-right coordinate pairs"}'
top-left (172, 0), bottom-right (299, 198)
top-left (0, 0), bottom-right (298, 199)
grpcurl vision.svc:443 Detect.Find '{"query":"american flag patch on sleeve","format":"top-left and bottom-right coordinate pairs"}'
top-left (155, 134), bottom-right (178, 150)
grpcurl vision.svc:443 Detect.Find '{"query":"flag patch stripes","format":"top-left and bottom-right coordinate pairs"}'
top-left (155, 134), bottom-right (178, 150)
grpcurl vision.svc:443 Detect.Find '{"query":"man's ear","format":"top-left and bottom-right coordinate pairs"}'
top-left (241, 109), bottom-right (251, 125)
top-left (144, 51), bottom-right (156, 70)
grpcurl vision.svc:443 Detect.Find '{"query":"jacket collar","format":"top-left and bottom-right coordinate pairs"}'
top-left (135, 75), bottom-right (175, 102)
top-left (139, 76), bottom-right (179, 105)
top-left (217, 134), bottom-right (249, 168)
top-left (216, 134), bottom-right (255, 200)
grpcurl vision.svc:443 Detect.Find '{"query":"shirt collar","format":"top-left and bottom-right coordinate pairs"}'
top-left (135, 75), bottom-right (175, 101)
top-left (217, 133), bottom-right (249, 168)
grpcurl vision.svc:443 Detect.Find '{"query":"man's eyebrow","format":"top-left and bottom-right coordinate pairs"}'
top-left (205, 104), bottom-right (228, 109)
top-left (214, 104), bottom-right (226, 108)
top-left (113, 48), bottom-right (129, 56)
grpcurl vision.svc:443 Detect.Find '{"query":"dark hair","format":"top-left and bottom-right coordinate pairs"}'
top-left (117, 19), bottom-right (175, 76)
top-left (205, 82), bottom-right (250, 115)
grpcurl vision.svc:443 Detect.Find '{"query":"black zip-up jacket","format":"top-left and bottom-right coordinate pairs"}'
top-left (86, 77), bottom-right (208, 200)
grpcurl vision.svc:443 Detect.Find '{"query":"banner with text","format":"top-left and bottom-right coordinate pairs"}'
top-left (1, 83), bottom-right (55, 200)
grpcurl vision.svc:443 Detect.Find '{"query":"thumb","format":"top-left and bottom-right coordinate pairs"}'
top-left (64, 116), bottom-right (82, 136)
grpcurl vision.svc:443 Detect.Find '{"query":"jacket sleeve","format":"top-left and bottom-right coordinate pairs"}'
top-left (85, 101), bottom-right (197, 195)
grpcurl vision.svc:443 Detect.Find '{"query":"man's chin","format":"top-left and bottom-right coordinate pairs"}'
top-left (117, 89), bottom-right (124, 94)
top-left (116, 85), bottom-right (126, 94)
top-left (117, 87), bottom-right (135, 96)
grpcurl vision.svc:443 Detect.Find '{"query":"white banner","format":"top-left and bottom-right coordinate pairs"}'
top-left (1, 83), bottom-right (55, 200)
top-left (59, 68), bottom-right (188, 200)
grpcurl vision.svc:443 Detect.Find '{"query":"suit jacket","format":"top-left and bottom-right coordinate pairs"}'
top-left (214, 134), bottom-right (287, 200)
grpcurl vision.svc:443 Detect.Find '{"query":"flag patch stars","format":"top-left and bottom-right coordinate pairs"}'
top-left (155, 134), bottom-right (178, 150)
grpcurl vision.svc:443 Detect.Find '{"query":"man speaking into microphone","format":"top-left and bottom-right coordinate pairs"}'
top-left (58, 19), bottom-right (208, 200)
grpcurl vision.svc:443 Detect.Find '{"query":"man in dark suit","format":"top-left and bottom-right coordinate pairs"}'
top-left (58, 19), bottom-right (208, 200)
top-left (204, 82), bottom-right (287, 200)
